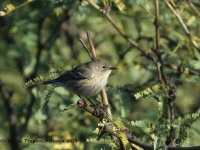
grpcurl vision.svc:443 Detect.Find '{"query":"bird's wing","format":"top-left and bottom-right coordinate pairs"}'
top-left (55, 64), bottom-right (91, 81)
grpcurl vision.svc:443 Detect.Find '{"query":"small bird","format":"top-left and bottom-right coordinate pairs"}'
top-left (39, 59), bottom-right (117, 97)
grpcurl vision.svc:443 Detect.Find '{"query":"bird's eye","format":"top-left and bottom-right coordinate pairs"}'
top-left (102, 66), bottom-right (106, 69)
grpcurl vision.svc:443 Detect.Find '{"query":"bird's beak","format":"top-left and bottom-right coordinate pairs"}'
top-left (110, 66), bottom-right (117, 70)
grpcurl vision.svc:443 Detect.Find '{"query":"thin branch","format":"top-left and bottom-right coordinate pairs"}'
top-left (77, 99), bottom-right (109, 120)
top-left (77, 99), bottom-right (200, 150)
top-left (87, 32), bottom-right (97, 60)
top-left (22, 8), bottom-right (70, 138)
top-left (77, 99), bottom-right (152, 149)
top-left (19, 93), bottom-right (36, 137)
top-left (166, 63), bottom-right (200, 76)
top-left (28, 17), bottom-right (45, 79)
top-left (86, 0), bottom-right (151, 58)
top-left (0, 83), bottom-right (19, 150)
top-left (85, 32), bottom-right (113, 121)
top-left (155, 0), bottom-right (160, 51)
top-left (155, 0), bottom-right (175, 145)
top-left (79, 39), bottom-right (93, 60)
top-left (84, 1), bottom-right (200, 149)
top-left (155, 0), bottom-right (163, 83)
top-left (154, 0), bottom-right (167, 84)
top-left (42, 23), bottom-right (60, 51)
top-left (21, 18), bottom-right (45, 137)
top-left (101, 88), bottom-right (112, 121)
top-left (0, 0), bottom-right (35, 16)
top-left (187, 0), bottom-right (200, 18)
top-left (165, 0), bottom-right (200, 51)
top-left (167, 146), bottom-right (200, 150)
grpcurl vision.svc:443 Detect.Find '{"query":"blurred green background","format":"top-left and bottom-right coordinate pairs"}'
top-left (0, 0), bottom-right (200, 149)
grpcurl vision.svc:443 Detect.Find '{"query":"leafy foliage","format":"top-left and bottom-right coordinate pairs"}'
top-left (174, 109), bottom-right (200, 145)
top-left (125, 81), bottom-right (166, 100)
top-left (0, 0), bottom-right (200, 150)
top-left (87, 137), bottom-right (116, 149)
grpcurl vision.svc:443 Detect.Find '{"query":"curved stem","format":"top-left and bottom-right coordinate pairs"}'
top-left (86, 32), bottom-right (113, 121)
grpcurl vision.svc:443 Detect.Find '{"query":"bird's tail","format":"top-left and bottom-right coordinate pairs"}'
top-left (25, 79), bottom-right (55, 88)
top-left (40, 80), bottom-right (55, 85)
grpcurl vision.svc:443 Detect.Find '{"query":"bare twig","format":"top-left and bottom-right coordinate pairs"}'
top-left (155, 0), bottom-right (175, 145)
top-left (85, 32), bottom-right (113, 121)
top-left (155, 0), bottom-right (160, 51)
top-left (165, 0), bottom-right (200, 51)
top-left (87, 32), bottom-right (97, 60)
top-left (86, 0), bottom-right (152, 59)
top-left (101, 88), bottom-right (112, 121)
top-left (79, 39), bottom-right (93, 60)
top-left (86, 0), bottom-right (160, 67)
top-left (166, 63), bottom-right (200, 76)
top-left (84, 0), bottom-right (200, 149)
top-left (77, 99), bottom-right (152, 149)
top-left (77, 99), bottom-right (109, 120)
top-left (187, 0), bottom-right (200, 18)
top-left (154, 0), bottom-right (167, 84)
top-left (77, 99), bottom-right (200, 150)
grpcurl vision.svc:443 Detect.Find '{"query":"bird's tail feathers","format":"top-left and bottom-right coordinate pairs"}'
top-left (25, 79), bottom-right (54, 88)
top-left (40, 80), bottom-right (54, 85)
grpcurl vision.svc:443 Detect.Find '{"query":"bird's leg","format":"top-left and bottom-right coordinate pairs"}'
top-left (86, 97), bottom-right (98, 116)
top-left (77, 95), bottom-right (98, 116)
top-left (77, 95), bottom-right (87, 103)
top-left (86, 97), bottom-right (95, 106)
top-left (77, 95), bottom-right (95, 109)
top-left (99, 105), bottom-right (110, 121)
top-left (99, 97), bottom-right (111, 121)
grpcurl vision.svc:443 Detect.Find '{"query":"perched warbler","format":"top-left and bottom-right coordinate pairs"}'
top-left (39, 59), bottom-right (117, 97)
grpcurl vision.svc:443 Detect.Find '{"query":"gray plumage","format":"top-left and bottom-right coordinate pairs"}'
top-left (41, 59), bottom-right (116, 97)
